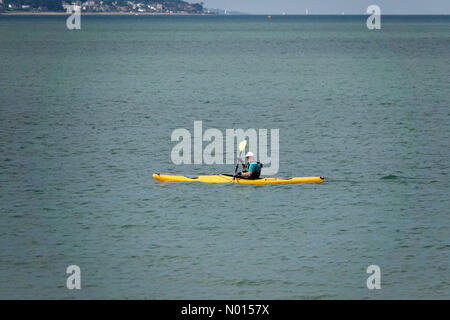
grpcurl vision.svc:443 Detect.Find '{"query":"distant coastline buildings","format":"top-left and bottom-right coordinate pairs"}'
top-left (0, 0), bottom-right (207, 14)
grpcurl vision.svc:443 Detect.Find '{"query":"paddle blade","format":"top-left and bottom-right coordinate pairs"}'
top-left (239, 140), bottom-right (247, 152)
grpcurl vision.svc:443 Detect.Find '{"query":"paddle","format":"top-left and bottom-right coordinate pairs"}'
top-left (233, 140), bottom-right (247, 180)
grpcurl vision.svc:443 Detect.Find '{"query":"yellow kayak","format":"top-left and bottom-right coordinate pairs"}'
top-left (153, 173), bottom-right (324, 185)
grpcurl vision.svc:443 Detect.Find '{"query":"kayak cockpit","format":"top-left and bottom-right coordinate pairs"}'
top-left (220, 174), bottom-right (262, 180)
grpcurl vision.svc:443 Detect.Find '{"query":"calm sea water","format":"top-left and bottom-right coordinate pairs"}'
top-left (0, 15), bottom-right (449, 299)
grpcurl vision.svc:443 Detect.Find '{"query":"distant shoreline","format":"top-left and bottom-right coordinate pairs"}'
top-left (1, 12), bottom-right (448, 16)
top-left (0, 11), bottom-right (212, 16)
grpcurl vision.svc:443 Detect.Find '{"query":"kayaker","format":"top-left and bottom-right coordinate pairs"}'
top-left (237, 152), bottom-right (262, 179)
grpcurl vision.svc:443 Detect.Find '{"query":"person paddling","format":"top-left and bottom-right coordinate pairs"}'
top-left (236, 152), bottom-right (262, 179)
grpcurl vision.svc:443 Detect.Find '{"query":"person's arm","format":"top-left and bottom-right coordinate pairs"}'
top-left (241, 170), bottom-right (252, 177)
top-left (241, 162), bottom-right (257, 177)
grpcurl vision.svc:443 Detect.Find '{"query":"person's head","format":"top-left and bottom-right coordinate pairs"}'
top-left (245, 151), bottom-right (255, 162)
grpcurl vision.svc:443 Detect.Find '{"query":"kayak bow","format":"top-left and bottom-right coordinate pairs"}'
top-left (153, 173), bottom-right (324, 185)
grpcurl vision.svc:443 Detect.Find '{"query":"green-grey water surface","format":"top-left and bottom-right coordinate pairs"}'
top-left (0, 15), bottom-right (449, 299)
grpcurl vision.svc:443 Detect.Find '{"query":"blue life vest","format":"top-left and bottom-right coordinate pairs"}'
top-left (248, 161), bottom-right (263, 178)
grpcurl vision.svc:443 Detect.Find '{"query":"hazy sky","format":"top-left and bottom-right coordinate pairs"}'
top-left (203, 0), bottom-right (450, 14)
